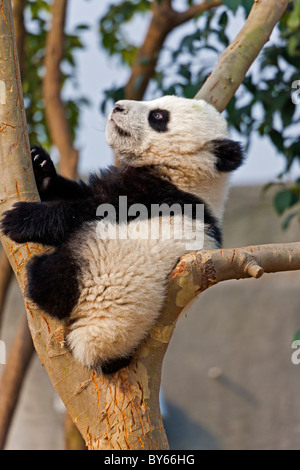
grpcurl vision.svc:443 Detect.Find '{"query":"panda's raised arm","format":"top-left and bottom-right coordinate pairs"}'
top-left (1, 198), bottom-right (98, 246)
top-left (31, 147), bottom-right (91, 202)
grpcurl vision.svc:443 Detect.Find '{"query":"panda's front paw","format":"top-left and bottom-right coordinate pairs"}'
top-left (0, 202), bottom-right (38, 243)
top-left (31, 146), bottom-right (57, 191)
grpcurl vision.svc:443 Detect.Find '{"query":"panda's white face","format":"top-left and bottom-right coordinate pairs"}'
top-left (105, 95), bottom-right (228, 171)
top-left (105, 95), bottom-right (243, 220)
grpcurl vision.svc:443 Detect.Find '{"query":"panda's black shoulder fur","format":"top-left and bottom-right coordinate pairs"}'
top-left (88, 165), bottom-right (222, 245)
top-left (211, 139), bottom-right (244, 173)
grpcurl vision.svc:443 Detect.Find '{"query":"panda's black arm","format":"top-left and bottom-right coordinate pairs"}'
top-left (40, 175), bottom-right (91, 202)
top-left (31, 146), bottom-right (91, 202)
top-left (0, 198), bottom-right (98, 246)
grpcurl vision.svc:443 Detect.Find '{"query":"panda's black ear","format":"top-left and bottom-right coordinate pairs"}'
top-left (210, 139), bottom-right (244, 172)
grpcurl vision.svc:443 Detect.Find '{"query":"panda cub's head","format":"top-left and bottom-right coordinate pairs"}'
top-left (106, 95), bottom-right (242, 177)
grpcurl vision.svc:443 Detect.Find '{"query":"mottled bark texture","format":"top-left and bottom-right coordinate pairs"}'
top-left (0, 0), bottom-right (296, 451)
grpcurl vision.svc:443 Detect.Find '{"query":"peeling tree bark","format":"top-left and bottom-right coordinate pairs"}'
top-left (0, 0), bottom-right (298, 451)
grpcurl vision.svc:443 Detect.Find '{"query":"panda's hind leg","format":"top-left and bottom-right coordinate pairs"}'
top-left (100, 356), bottom-right (132, 375)
top-left (26, 245), bottom-right (81, 320)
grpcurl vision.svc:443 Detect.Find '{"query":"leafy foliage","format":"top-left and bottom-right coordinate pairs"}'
top-left (99, 0), bottom-right (151, 66)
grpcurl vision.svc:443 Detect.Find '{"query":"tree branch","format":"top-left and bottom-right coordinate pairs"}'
top-left (125, 0), bottom-right (222, 100)
top-left (168, 243), bottom-right (300, 320)
top-left (173, 0), bottom-right (223, 27)
top-left (195, 0), bottom-right (289, 111)
top-left (43, 0), bottom-right (78, 179)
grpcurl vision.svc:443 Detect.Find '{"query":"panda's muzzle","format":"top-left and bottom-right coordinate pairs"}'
top-left (110, 113), bottom-right (131, 137)
top-left (115, 124), bottom-right (131, 138)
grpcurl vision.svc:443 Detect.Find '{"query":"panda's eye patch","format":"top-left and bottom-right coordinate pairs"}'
top-left (148, 108), bottom-right (170, 133)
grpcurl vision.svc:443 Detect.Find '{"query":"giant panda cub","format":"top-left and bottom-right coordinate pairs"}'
top-left (1, 96), bottom-right (243, 374)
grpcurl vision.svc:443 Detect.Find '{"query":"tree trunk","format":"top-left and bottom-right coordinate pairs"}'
top-left (0, 0), bottom-right (36, 450)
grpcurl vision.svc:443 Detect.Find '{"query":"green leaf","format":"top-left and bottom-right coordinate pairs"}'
top-left (273, 190), bottom-right (293, 215)
top-left (281, 99), bottom-right (295, 127)
top-left (75, 24), bottom-right (90, 31)
top-left (282, 211), bottom-right (298, 230)
top-left (287, 6), bottom-right (300, 31)
top-left (269, 130), bottom-right (285, 153)
top-left (218, 11), bottom-right (228, 28)
top-left (293, 329), bottom-right (300, 342)
top-left (241, 0), bottom-right (253, 16)
top-left (223, 0), bottom-right (241, 13)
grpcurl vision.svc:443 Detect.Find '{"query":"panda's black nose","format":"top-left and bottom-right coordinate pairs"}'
top-left (113, 103), bottom-right (125, 114)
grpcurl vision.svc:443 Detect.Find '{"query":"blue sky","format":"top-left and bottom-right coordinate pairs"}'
top-left (64, 0), bottom-right (300, 186)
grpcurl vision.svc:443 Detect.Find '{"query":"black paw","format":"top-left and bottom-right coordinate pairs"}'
top-left (31, 146), bottom-right (56, 190)
top-left (101, 356), bottom-right (132, 375)
top-left (0, 202), bottom-right (38, 243)
top-left (26, 248), bottom-right (81, 320)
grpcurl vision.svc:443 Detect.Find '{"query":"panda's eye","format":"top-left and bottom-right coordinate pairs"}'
top-left (153, 112), bottom-right (163, 120)
top-left (148, 108), bottom-right (170, 132)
